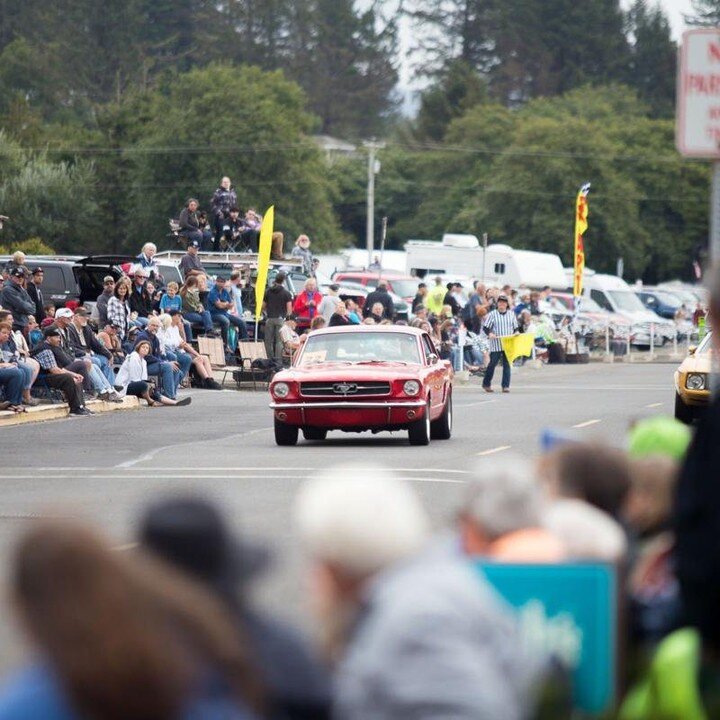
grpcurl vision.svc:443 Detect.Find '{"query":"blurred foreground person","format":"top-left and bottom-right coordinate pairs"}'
top-left (139, 497), bottom-right (330, 720)
top-left (0, 521), bottom-right (263, 720)
top-left (458, 457), bottom-right (565, 562)
top-left (294, 466), bottom-right (538, 720)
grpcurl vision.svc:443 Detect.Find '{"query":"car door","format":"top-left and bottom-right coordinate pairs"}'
top-left (421, 333), bottom-right (448, 417)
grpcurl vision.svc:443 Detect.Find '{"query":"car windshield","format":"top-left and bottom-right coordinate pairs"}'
top-left (388, 279), bottom-right (420, 297)
top-left (651, 291), bottom-right (681, 308)
top-left (298, 331), bottom-right (422, 365)
top-left (696, 332), bottom-right (713, 356)
top-left (608, 290), bottom-right (646, 312)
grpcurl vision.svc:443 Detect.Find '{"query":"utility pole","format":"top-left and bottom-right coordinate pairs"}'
top-left (365, 140), bottom-right (385, 267)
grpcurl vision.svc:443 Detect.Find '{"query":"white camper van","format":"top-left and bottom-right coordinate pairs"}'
top-left (582, 273), bottom-right (675, 346)
top-left (404, 234), bottom-right (567, 289)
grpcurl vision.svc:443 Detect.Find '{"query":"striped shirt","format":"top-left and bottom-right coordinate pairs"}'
top-left (483, 309), bottom-right (518, 353)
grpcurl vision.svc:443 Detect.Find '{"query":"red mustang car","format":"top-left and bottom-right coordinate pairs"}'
top-left (269, 325), bottom-right (453, 446)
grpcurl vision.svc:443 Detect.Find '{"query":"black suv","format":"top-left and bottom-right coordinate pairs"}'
top-left (1, 255), bottom-right (134, 307)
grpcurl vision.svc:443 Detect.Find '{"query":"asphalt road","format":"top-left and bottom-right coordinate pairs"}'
top-left (0, 361), bottom-right (676, 670)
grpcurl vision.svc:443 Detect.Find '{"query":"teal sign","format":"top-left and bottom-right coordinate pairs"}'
top-left (475, 563), bottom-right (616, 714)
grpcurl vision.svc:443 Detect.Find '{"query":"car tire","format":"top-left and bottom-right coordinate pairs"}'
top-left (430, 391), bottom-right (452, 440)
top-left (274, 418), bottom-right (299, 446)
top-left (674, 393), bottom-right (694, 425)
top-left (302, 427), bottom-right (327, 441)
top-left (408, 401), bottom-right (431, 446)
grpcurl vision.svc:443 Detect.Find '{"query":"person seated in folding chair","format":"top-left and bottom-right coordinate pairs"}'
top-left (208, 276), bottom-right (248, 352)
top-left (217, 207), bottom-right (245, 251)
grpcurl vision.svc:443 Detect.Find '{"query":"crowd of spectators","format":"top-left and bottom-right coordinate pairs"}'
top-left (0, 393), bottom-right (715, 718)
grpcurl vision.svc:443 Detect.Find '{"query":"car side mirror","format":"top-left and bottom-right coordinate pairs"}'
top-left (427, 353), bottom-right (439, 364)
top-left (688, 345), bottom-right (697, 356)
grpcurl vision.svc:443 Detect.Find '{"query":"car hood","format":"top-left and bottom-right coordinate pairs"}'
top-left (678, 354), bottom-right (713, 374)
top-left (274, 361), bottom-right (423, 383)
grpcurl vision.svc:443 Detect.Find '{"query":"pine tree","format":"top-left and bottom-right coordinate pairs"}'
top-left (625, 1), bottom-right (676, 118)
top-left (685, 0), bottom-right (720, 26)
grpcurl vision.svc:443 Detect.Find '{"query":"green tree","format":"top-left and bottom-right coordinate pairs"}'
top-left (685, 0), bottom-right (720, 25)
top-left (125, 64), bottom-right (341, 252)
top-left (625, 1), bottom-right (676, 118)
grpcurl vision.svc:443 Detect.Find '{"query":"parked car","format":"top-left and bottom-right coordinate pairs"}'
top-left (269, 325), bottom-right (453, 446)
top-left (331, 270), bottom-right (420, 304)
top-left (0, 254), bottom-right (134, 308)
top-left (635, 289), bottom-right (682, 320)
top-left (674, 331), bottom-right (713, 424)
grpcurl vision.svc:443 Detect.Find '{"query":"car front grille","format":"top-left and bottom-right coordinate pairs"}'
top-left (300, 381), bottom-right (392, 398)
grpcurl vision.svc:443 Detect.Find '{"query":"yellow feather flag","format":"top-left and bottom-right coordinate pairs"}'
top-left (501, 333), bottom-right (535, 364)
top-left (254, 206), bottom-right (275, 322)
top-left (573, 184), bottom-right (590, 298)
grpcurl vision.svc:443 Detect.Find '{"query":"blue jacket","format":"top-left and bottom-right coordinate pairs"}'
top-left (0, 665), bottom-right (256, 720)
top-left (208, 286), bottom-right (233, 316)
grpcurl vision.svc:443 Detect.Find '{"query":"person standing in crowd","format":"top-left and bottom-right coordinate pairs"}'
top-left (95, 276), bottom-right (115, 327)
top-left (425, 276), bottom-right (447, 317)
top-left (209, 276), bottom-right (248, 350)
top-left (363, 281), bottom-right (394, 320)
top-left (294, 466), bottom-right (539, 720)
top-left (25, 268), bottom-right (45, 322)
top-left (0, 268), bottom-right (35, 333)
top-left (292, 278), bottom-right (322, 333)
top-left (211, 176), bottom-right (238, 242)
top-left (0, 521), bottom-right (264, 719)
top-left (291, 235), bottom-right (314, 276)
top-left (412, 283), bottom-right (427, 313)
top-left (29, 328), bottom-right (91, 416)
top-left (107, 280), bottom-right (133, 346)
top-left (482, 294), bottom-right (519, 394)
top-left (262, 273), bottom-right (293, 362)
top-left (180, 240), bottom-right (206, 280)
top-left (319, 284), bottom-right (342, 324)
top-left (138, 496), bottom-right (331, 720)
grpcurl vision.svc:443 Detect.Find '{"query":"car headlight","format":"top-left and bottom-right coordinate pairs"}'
top-left (403, 380), bottom-right (421, 396)
top-left (686, 373), bottom-right (707, 391)
top-left (273, 382), bottom-right (290, 398)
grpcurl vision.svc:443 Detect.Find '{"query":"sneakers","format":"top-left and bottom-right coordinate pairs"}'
top-left (23, 397), bottom-right (40, 407)
top-left (204, 378), bottom-right (223, 390)
top-left (70, 407), bottom-right (94, 416)
top-left (108, 392), bottom-right (124, 404)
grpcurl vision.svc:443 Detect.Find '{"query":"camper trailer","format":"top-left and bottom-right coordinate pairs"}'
top-left (404, 234), bottom-right (567, 289)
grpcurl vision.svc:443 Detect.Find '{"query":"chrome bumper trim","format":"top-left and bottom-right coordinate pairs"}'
top-left (269, 400), bottom-right (425, 409)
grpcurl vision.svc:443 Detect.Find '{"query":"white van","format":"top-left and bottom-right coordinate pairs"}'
top-left (404, 234), bottom-right (567, 289)
top-left (582, 273), bottom-right (675, 346)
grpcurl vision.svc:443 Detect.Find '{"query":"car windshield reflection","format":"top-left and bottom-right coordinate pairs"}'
top-left (298, 332), bottom-right (422, 365)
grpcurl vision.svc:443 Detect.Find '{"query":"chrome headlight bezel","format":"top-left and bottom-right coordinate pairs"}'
top-left (403, 380), bottom-right (421, 396)
top-left (686, 373), bottom-right (707, 391)
top-left (272, 382), bottom-right (290, 398)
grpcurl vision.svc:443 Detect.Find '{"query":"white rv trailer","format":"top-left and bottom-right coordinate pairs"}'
top-left (404, 234), bottom-right (567, 289)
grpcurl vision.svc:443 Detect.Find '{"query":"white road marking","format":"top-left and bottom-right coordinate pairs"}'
top-left (455, 400), bottom-right (498, 408)
top-left (476, 445), bottom-right (512, 456)
top-left (573, 419), bottom-right (602, 429)
top-left (646, 402), bottom-right (664, 408)
top-left (3, 466), bottom-right (471, 475)
top-left (113, 542), bottom-right (139, 552)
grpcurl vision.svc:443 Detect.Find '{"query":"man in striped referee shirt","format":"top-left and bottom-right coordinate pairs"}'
top-left (482, 294), bottom-right (518, 393)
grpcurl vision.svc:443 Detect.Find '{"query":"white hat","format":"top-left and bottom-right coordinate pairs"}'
top-left (294, 464), bottom-right (429, 577)
top-left (55, 308), bottom-right (74, 319)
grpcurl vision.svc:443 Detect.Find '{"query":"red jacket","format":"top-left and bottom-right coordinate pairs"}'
top-left (293, 290), bottom-right (323, 322)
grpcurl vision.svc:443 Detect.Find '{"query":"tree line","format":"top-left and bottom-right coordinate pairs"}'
top-left (0, 0), bottom-right (715, 280)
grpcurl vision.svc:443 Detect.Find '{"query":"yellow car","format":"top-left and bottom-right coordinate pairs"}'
top-left (674, 332), bottom-right (713, 423)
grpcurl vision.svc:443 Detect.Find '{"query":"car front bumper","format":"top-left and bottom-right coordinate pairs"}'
top-left (270, 399), bottom-right (427, 428)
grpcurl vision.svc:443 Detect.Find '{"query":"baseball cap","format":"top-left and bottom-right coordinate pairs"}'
top-left (55, 308), bottom-right (74, 319)
top-left (190, 240), bottom-right (200, 248)
top-left (215, 275), bottom-right (227, 282)
top-left (43, 327), bottom-right (61, 338)
top-left (628, 416), bottom-right (692, 461)
top-left (31, 267), bottom-right (44, 276)
top-left (9, 267), bottom-right (25, 278)
top-left (497, 294), bottom-right (509, 303)
top-left (103, 275), bottom-right (115, 284)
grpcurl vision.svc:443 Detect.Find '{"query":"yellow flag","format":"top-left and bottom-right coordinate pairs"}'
top-left (573, 184), bottom-right (590, 298)
top-left (254, 206), bottom-right (274, 322)
top-left (501, 333), bottom-right (535, 364)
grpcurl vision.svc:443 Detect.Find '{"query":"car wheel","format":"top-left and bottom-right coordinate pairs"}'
top-left (674, 393), bottom-right (694, 425)
top-left (430, 391), bottom-right (452, 440)
top-left (302, 427), bottom-right (327, 441)
top-left (408, 400), bottom-right (431, 446)
top-left (274, 417), bottom-right (299, 446)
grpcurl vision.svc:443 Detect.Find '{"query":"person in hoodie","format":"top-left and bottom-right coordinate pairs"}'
top-left (294, 465), bottom-right (540, 720)
top-left (262, 273), bottom-right (293, 362)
